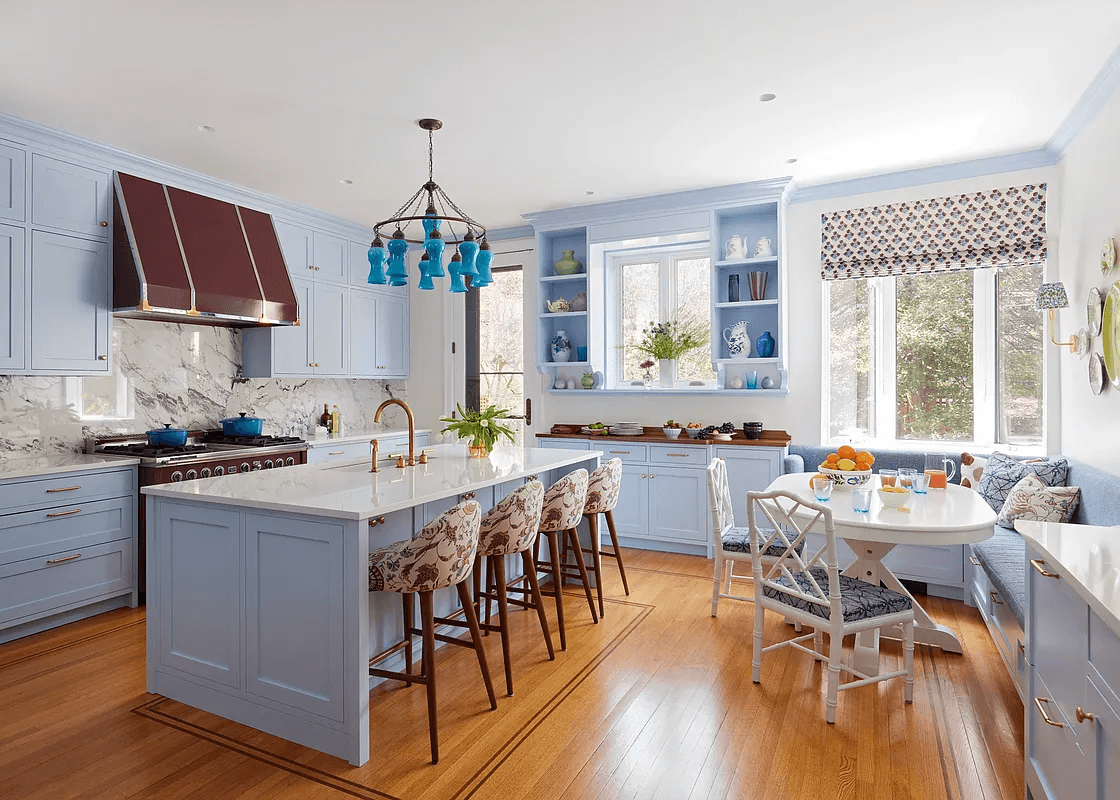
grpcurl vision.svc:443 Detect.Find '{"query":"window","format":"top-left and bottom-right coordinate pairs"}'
top-left (476, 266), bottom-right (524, 412)
top-left (608, 246), bottom-right (714, 386)
top-left (826, 264), bottom-right (1043, 447)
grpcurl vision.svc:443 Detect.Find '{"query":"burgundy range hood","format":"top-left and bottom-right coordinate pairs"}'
top-left (112, 172), bottom-right (299, 327)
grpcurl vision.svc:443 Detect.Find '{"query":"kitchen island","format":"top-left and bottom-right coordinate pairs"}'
top-left (142, 443), bottom-right (599, 766)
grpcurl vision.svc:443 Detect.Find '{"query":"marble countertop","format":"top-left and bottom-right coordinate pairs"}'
top-left (142, 443), bottom-right (597, 521)
top-left (0, 452), bottom-right (140, 480)
top-left (304, 427), bottom-right (432, 447)
top-left (1016, 519), bottom-right (1120, 639)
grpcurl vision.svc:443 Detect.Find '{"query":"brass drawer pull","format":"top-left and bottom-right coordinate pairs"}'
top-left (46, 485), bottom-right (81, 493)
top-left (608, 451), bottom-right (629, 455)
top-left (1076, 707), bottom-right (1095, 724)
top-left (666, 453), bottom-right (690, 457)
top-left (989, 590), bottom-right (1003, 605)
top-left (1030, 559), bottom-right (1060, 579)
top-left (46, 508), bottom-right (81, 518)
top-left (969, 556), bottom-right (981, 567)
top-left (47, 553), bottom-right (82, 566)
top-left (1034, 697), bottom-right (1064, 728)
top-left (328, 451), bottom-right (346, 455)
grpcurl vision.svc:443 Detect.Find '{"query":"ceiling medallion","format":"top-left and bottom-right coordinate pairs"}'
top-left (366, 119), bottom-right (492, 292)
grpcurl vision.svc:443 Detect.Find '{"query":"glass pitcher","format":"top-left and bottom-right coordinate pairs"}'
top-left (924, 454), bottom-right (956, 489)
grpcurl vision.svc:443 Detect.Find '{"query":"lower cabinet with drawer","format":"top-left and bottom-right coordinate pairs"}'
top-left (0, 463), bottom-right (138, 643)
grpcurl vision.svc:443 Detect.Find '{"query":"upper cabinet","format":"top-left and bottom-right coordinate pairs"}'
top-left (243, 278), bottom-right (348, 377)
top-left (349, 286), bottom-right (408, 379)
top-left (535, 228), bottom-right (590, 372)
top-left (30, 231), bottom-right (110, 372)
top-left (0, 224), bottom-right (26, 370)
top-left (31, 155), bottom-right (110, 239)
top-left (274, 220), bottom-right (347, 283)
top-left (0, 141), bottom-right (27, 223)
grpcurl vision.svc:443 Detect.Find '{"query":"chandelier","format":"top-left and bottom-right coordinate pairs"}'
top-left (366, 119), bottom-right (492, 292)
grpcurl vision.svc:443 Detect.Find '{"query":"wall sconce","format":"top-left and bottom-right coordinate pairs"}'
top-left (1036, 282), bottom-right (1089, 355)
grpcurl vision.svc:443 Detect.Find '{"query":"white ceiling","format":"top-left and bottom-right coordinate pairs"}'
top-left (2, 1), bottom-right (1119, 231)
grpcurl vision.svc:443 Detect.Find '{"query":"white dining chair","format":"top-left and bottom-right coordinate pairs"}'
top-left (747, 488), bottom-right (915, 723)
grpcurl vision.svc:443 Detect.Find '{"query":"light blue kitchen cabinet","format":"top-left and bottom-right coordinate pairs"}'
top-left (274, 220), bottom-right (347, 283)
top-left (30, 231), bottom-right (110, 373)
top-left (243, 278), bottom-right (347, 377)
top-left (613, 463), bottom-right (650, 537)
top-left (647, 465), bottom-right (708, 542)
top-left (31, 154), bottom-right (110, 239)
top-left (714, 446), bottom-right (782, 524)
top-left (0, 140), bottom-right (26, 222)
top-left (0, 224), bottom-right (26, 370)
top-left (349, 287), bottom-right (409, 379)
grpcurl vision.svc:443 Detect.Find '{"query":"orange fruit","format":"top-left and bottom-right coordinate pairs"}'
top-left (854, 458), bottom-right (872, 471)
top-left (836, 458), bottom-right (856, 471)
top-left (855, 450), bottom-right (875, 465)
top-left (824, 453), bottom-right (840, 464)
top-left (837, 445), bottom-right (856, 460)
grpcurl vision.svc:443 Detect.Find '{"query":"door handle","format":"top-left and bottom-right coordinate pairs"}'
top-left (1034, 697), bottom-right (1064, 728)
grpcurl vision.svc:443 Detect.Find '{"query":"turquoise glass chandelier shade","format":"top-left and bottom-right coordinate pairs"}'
top-left (366, 237), bottom-right (388, 285)
top-left (417, 253), bottom-right (435, 290)
top-left (448, 252), bottom-right (467, 293)
top-left (422, 204), bottom-right (441, 240)
top-left (458, 232), bottom-right (479, 277)
top-left (386, 231), bottom-right (409, 286)
top-left (424, 229), bottom-right (446, 278)
top-left (473, 239), bottom-right (494, 287)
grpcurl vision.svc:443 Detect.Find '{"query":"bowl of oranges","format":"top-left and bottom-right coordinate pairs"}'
top-left (815, 446), bottom-right (875, 488)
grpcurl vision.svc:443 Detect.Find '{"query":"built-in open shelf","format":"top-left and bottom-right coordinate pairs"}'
top-left (714, 255), bottom-right (778, 269)
top-left (540, 311), bottom-right (588, 319)
top-left (539, 273), bottom-right (587, 283)
top-left (546, 386), bottom-right (790, 396)
top-left (714, 299), bottom-right (778, 310)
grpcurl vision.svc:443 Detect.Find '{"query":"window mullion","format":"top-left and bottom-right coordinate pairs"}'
top-left (975, 269), bottom-right (997, 445)
top-left (876, 277), bottom-right (897, 441)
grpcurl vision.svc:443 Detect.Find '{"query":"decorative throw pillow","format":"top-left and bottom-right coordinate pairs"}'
top-left (976, 452), bottom-right (1069, 512)
top-left (996, 473), bottom-right (1081, 527)
top-left (960, 452), bottom-right (989, 489)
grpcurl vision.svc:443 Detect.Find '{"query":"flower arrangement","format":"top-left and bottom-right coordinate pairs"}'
top-left (439, 403), bottom-right (517, 453)
top-left (634, 319), bottom-right (708, 361)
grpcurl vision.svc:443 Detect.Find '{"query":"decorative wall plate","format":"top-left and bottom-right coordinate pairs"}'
top-left (1089, 352), bottom-right (1106, 396)
top-left (1104, 237), bottom-right (1117, 274)
top-left (1076, 327), bottom-right (1092, 357)
top-left (1104, 282), bottom-right (1120, 389)
top-left (1088, 286), bottom-right (1105, 336)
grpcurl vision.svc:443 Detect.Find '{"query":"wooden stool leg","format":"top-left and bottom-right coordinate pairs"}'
top-left (456, 581), bottom-right (498, 710)
top-left (492, 555), bottom-right (514, 696)
top-left (604, 510), bottom-right (630, 596)
top-left (567, 528), bottom-right (599, 623)
top-left (588, 514), bottom-right (605, 618)
top-left (403, 593), bottom-right (414, 679)
top-left (545, 531), bottom-right (567, 651)
top-left (521, 549), bottom-right (555, 660)
top-left (472, 558), bottom-right (484, 634)
top-left (419, 591), bottom-right (439, 764)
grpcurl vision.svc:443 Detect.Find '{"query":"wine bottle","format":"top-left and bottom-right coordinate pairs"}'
top-left (320, 403), bottom-right (331, 432)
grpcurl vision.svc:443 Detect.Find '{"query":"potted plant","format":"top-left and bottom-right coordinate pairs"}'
top-left (635, 319), bottom-right (708, 387)
top-left (439, 403), bottom-right (517, 458)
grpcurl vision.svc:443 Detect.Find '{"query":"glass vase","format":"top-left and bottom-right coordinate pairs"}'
top-left (469, 443), bottom-right (490, 458)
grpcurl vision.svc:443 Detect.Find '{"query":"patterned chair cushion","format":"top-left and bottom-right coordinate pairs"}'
top-left (721, 527), bottom-right (804, 559)
top-left (369, 501), bottom-right (481, 593)
top-left (996, 473), bottom-right (1081, 527)
top-left (478, 480), bottom-right (544, 556)
top-left (977, 452), bottom-right (1068, 513)
top-left (762, 567), bottom-right (913, 622)
top-left (584, 458), bottom-right (622, 515)
top-left (540, 469), bottom-right (588, 532)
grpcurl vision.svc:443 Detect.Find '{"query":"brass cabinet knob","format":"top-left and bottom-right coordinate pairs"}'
top-left (641, 474), bottom-right (647, 479)
top-left (98, 354), bottom-right (107, 361)
top-left (1076, 707), bottom-right (1095, 724)
top-left (100, 221), bottom-right (108, 227)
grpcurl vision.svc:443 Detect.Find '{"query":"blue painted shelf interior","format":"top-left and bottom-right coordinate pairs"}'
top-left (537, 227), bottom-right (590, 368)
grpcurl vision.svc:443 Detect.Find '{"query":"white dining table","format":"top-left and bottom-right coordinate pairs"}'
top-left (764, 472), bottom-right (997, 675)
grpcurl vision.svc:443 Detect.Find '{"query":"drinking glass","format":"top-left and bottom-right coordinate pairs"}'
top-left (852, 486), bottom-right (872, 513)
top-left (812, 476), bottom-right (833, 502)
top-left (924, 454), bottom-right (956, 489)
top-left (912, 472), bottom-right (931, 494)
top-left (745, 370), bottom-right (758, 389)
top-left (898, 468), bottom-right (917, 489)
top-left (879, 468), bottom-right (898, 487)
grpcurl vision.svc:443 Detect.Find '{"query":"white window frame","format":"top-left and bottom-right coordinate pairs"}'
top-left (824, 267), bottom-right (1038, 451)
top-left (605, 244), bottom-right (712, 388)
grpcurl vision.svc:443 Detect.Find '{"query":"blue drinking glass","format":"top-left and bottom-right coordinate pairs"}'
top-left (366, 236), bottom-right (388, 285)
top-left (474, 238), bottom-right (493, 287)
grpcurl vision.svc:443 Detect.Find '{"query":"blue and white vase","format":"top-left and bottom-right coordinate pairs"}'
top-left (755, 330), bottom-right (775, 358)
top-left (550, 330), bottom-right (571, 362)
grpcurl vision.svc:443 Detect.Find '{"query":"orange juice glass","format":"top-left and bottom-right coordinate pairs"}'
top-left (879, 469), bottom-right (898, 487)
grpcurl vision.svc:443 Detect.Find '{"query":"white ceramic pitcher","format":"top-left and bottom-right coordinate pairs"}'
top-left (722, 320), bottom-right (748, 356)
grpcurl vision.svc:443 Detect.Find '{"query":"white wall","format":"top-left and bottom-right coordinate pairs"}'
top-left (533, 167), bottom-right (1058, 447)
top-left (1054, 85), bottom-right (1120, 475)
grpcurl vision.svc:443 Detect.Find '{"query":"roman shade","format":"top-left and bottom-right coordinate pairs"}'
top-left (820, 184), bottom-right (1047, 281)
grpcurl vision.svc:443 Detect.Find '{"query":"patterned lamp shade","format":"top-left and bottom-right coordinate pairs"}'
top-left (1036, 282), bottom-right (1070, 310)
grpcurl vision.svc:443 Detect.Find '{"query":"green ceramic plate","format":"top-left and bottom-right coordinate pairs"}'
top-left (1105, 282), bottom-right (1120, 389)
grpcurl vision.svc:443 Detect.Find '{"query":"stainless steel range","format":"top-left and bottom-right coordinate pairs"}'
top-left (88, 430), bottom-right (308, 596)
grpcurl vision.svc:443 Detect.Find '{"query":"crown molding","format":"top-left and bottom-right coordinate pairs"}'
top-left (485, 224), bottom-right (535, 242)
top-left (0, 110), bottom-right (373, 241)
top-left (1046, 42), bottom-right (1120, 160)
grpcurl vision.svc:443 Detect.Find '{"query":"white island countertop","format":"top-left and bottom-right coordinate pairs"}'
top-left (142, 443), bottom-right (593, 521)
top-left (1016, 519), bottom-right (1120, 639)
top-left (304, 427), bottom-right (432, 447)
top-left (0, 452), bottom-right (140, 480)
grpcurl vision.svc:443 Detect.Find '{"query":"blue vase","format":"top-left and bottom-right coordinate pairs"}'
top-left (755, 330), bottom-right (775, 358)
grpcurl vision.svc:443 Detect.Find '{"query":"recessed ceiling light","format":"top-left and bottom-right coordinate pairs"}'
top-left (759, 93), bottom-right (776, 102)
top-left (339, 179), bottom-right (354, 185)
top-left (785, 158), bottom-right (798, 164)
top-left (197, 124), bottom-right (216, 133)
top-left (585, 190), bottom-right (595, 196)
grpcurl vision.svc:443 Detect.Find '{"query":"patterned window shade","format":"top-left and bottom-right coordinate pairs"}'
top-left (820, 184), bottom-right (1047, 281)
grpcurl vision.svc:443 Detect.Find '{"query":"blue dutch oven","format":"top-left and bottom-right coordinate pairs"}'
top-left (146, 424), bottom-right (188, 447)
top-left (220, 413), bottom-right (264, 437)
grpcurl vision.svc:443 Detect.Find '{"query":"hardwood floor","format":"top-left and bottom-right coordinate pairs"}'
top-left (0, 550), bottom-right (1024, 800)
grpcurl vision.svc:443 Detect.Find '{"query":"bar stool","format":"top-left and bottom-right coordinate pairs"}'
top-left (473, 480), bottom-right (552, 696)
top-left (534, 469), bottom-right (597, 651)
top-left (579, 458), bottom-right (629, 618)
top-left (368, 500), bottom-right (497, 764)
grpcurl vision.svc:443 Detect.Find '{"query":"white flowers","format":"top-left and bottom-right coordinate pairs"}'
top-left (480, 419), bottom-right (489, 428)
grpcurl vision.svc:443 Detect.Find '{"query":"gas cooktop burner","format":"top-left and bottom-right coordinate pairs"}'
top-left (101, 443), bottom-right (212, 458)
top-left (203, 433), bottom-right (305, 448)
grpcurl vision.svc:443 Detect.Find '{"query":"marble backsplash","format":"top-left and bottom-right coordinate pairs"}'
top-left (0, 318), bottom-right (408, 454)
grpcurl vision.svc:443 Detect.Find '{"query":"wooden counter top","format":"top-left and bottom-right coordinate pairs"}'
top-left (537, 427), bottom-right (791, 448)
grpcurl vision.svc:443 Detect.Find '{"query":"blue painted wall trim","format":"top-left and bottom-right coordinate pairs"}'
top-left (485, 225), bottom-right (535, 242)
top-left (788, 149), bottom-right (1056, 205)
top-left (1046, 43), bottom-right (1120, 159)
